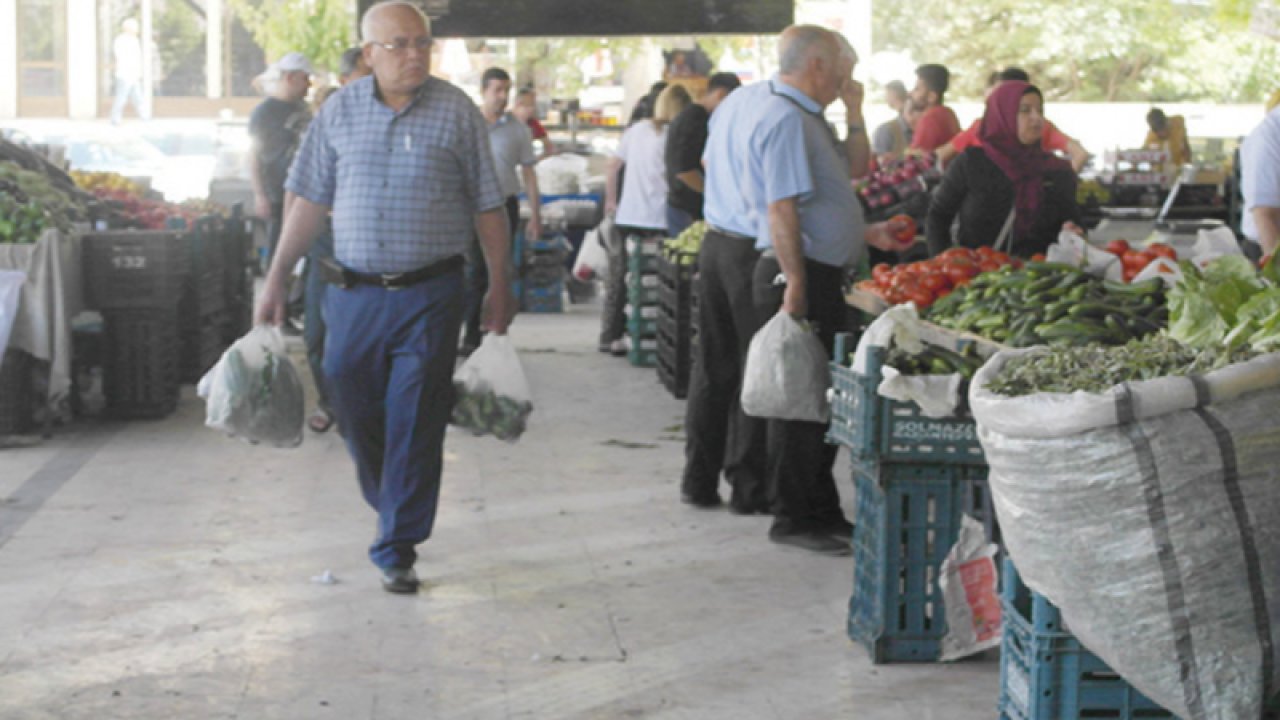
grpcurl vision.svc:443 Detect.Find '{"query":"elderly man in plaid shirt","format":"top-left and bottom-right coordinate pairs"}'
top-left (256, 0), bottom-right (515, 594)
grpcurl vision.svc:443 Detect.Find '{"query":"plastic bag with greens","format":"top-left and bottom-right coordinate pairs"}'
top-left (197, 326), bottom-right (304, 448)
top-left (451, 334), bottom-right (533, 442)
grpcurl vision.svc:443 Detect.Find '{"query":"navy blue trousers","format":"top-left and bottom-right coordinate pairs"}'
top-left (322, 267), bottom-right (464, 570)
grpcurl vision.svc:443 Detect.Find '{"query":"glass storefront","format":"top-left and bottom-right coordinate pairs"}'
top-left (18, 0), bottom-right (68, 113)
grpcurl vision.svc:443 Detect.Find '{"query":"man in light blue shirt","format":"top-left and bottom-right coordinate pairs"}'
top-left (1241, 106), bottom-right (1280, 257)
top-left (256, 0), bottom-right (514, 594)
top-left (689, 24), bottom-right (905, 556)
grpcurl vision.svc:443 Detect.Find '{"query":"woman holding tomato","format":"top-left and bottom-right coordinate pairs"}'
top-left (926, 81), bottom-right (1081, 259)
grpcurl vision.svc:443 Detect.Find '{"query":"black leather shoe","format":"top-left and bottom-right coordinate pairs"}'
top-left (380, 566), bottom-right (420, 594)
top-left (820, 518), bottom-right (856, 539)
top-left (728, 502), bottom-right (770, 516)
top-left (769, 531), bottom-right (852, 556)
top-left (680, 492), bottom-right (722, 509)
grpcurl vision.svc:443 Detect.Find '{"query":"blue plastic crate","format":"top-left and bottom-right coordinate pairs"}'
top-left (827, 334), bottom-right (985, 467)
top-left (847, 462), bottom-right (995, 664)
top-left (999, 558), bottom-right (1177, 720)
top-left (627, 316), bottom-right (658, 338)
top-left (628, 347), bottom-right (658, 368)
top-left (627, 252), bottom-right (661, 274)
top-left (627, 285), bottom-right (660, 306)
top-left (521, 282), bottom-right (563, 313)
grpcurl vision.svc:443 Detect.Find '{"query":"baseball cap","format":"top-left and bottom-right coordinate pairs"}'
top-left (272, 52), bottom-right (313, 75)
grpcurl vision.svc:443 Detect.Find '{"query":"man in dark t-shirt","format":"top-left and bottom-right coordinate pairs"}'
top-left (664, 72), bottom-right (741, 236)
top-left (250, 52), bottom-right (313, 265)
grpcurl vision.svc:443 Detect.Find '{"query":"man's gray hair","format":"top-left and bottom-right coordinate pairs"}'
top-left (360, 0), bottom-right (432, 44)
top-left (778, 25), bottom-right (837, 75)
top-left (834, 32), bottom-right (858, 66)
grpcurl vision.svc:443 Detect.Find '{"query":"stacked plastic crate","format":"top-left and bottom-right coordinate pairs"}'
top-left (624, 235), bottom-right (661, 367)
top-left (177, 216), bottom-right (230, 383)
top-left (82, 227), bottom-right (189, 418)
top-left (999, 558), bottom-right (1177, 720)
top-left (655, 244), bottom-right (696, 398)
top-left (521, 234), bottom-right (567, 313)
top-left (826, 332), bottom-right (993, 664)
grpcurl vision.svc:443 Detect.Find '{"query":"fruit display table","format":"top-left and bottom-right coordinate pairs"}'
top-left (0, 227), bottom-right (83, 414)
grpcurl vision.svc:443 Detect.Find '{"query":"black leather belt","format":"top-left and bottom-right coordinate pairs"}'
top-left (320, 254), bottom-right (464, 290)
top-left (707, 225), bottom-right (755, 241)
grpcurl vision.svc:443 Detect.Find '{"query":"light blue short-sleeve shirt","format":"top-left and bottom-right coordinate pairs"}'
top-left (702, 76), bottom-right (866, 268)
top-left (488, 112), bottom-right (536, 199)
top-left (286, 75), bottom-right (505, 274)
top-left (1242, 107), bottom-right (1280, 244)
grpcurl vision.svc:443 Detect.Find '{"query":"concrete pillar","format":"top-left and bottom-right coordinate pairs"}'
top-left (66, 0), bottom-right (97, 118)
top-left (0, 0), bottom-right (16, 118)
top-left (140, 0), bottom-right (154, 117)
top-left (206, 0), bottom-right (223, 98)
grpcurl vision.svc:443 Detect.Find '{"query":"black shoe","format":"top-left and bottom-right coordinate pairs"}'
top-left (680, 492), bottom-right (722, 510)
top-left (380, 566), bottom-right (420, 594)
top-left (728, 502), bottom-right (770, 516)
top-left (819, 518), bottom-right (855, 539)
top-left (769, 530), bottom-right (852, 556)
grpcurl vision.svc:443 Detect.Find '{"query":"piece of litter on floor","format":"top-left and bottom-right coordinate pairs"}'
top-left (310, 570), bottom-right (338, 585)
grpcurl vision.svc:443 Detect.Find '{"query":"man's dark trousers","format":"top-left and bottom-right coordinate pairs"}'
top-left (751, 255), bottom-right (847, 535)
top-left (323, 266), bottom-right (464, 570)
top-left (681, 229), bottom-right (767, 510)
top-left (464, 196), bottom-right (519, 350)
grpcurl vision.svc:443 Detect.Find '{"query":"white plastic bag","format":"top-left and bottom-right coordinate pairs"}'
top-left (197, 325), bottom-right (304, 447)
top-left (1046, 230), bottom-right (1123, 281)
top-left (572, 220), bottom-right (610, 281)
top-left (938, 515), bottom-right (1003, 661)
top-left (451, 334), bottom-right (533, 442)
top-left (741, 311), bottom-right (830, 422)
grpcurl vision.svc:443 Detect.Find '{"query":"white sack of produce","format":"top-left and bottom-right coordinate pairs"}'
top-left (451, 334), bottom-right (533, 442)
top-left (742, 311), bottom-right (830, 423)
top-left (197, 325), bottom-right (304, 448)
top-left (970, 348), bottom-right (1280, 720)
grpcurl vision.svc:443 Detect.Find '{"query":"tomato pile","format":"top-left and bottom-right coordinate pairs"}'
top-left (1100, 239), bottom-right (1178, 282)
top-left (856, 246), bottom-right (1021, 309)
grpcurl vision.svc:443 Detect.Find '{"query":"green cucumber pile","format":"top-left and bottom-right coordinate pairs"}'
top-left (884, 344), bottom-right (985, 379)
top-left (451, 384), bottom-right (533, 442)
top-left (926, 263), bottom-right (1167, 347)
top-left (986, 335), bottom-right (1259, 397)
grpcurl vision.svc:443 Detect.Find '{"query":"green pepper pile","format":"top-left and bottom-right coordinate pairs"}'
top-left (451, 383), bottom-right (533, 442)
top-left (926, 262), bottom-right (1168, 347)
top-left (662, 221), bottom-right (705, 266)
top-left (985, 335), bottom-right (1258, 397)
top-left (0, 162), bottom-right (78, 243)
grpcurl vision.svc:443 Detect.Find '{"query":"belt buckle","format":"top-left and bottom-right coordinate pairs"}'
top-left (381, 272), bottom-right (406, 290)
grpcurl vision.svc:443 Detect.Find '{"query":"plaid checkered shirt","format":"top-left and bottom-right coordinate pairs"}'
top-left (286, 75), bottom-right (505, 273)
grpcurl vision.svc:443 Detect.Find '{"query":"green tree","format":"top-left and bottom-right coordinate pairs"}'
top-left (227, 0), bottom-right (355, 76)
top-left (873, 0), bottom-right (1275, 103)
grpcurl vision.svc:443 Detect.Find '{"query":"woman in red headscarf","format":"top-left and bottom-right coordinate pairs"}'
top-left (926, 81), bottom-right (1081, 258)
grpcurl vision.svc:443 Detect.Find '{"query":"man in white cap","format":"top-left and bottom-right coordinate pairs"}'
top-left (250, 52), bottom-right (313, 265)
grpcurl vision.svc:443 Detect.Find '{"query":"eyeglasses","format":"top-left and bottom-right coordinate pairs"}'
top-left (370, 36), bottom-right (433, 53)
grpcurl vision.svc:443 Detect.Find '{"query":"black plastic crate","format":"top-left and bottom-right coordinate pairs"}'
top-left (180, 312), bottom-right (230, 384)
top-left (0, 348), bottom-right (36, 435)
top-left (83, 230), bottom-right (190, 310)
top-left (103, 309), bottom-right (180, 419)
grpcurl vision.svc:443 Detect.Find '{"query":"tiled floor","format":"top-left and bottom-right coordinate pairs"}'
top-left (0, 306), bottom-right (999, 719)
